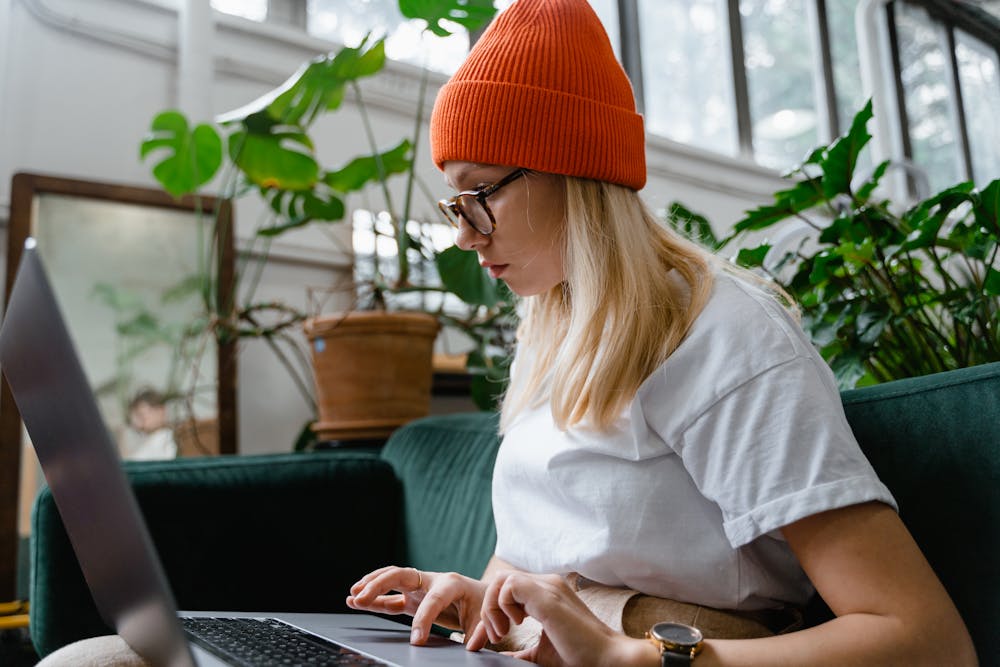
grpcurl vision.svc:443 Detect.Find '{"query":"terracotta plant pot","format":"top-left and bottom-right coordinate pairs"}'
top-left (303, 311), bottom-right (441, 442)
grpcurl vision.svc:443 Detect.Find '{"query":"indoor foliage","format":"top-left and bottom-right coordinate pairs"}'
top-left (140, 0), bottom-right (514, 414)
top-left (674, 101), bottom-right (1000, 389)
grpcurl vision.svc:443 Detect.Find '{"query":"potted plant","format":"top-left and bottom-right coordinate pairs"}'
top-left (140, 0), bottom-right (511, 448)
top-left (669, 101), bottom-right (1000, 389)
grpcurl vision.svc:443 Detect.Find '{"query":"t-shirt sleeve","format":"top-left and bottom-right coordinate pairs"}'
top-left (673, 354), bottom-right (897, 548)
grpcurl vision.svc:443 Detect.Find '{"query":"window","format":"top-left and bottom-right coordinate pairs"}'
top-left (307, 0), bottom-right (471, 75)
top-left (351, 210), bottom-right (457, 312)
top-left (894, 2), bottom-right (964, 192)
top-left (887, 1), bottom-right (1000, 190)
top-left (211, 0), bottom-right (268, 22)
top-left (209, 0), bottom-right (1000, 180)
top-left (825, 0), bottom-right (865, 137)
top-left (638, 0), bottom-right (737, 156)
top-left (741, 0), bottom-right (821, 169)
top-left (955, 30), bottom-right (1000, 183)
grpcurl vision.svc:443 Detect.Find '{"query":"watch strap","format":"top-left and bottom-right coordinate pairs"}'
top-left (661, 648), bottom-right (695, 665)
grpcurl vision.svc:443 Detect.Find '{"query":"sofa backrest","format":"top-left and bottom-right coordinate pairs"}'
top-left (380, 412), bottom-right (502, 578)
top-left (840, 361), bottom-right (1000, 664)
top-left (29, 450), bottom-right (400, 658)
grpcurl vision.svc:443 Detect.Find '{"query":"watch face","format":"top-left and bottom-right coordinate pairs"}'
top-left (651, 622), bottom-right (703, 647)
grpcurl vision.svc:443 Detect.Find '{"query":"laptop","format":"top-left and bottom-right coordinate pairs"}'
top-left (0, 240), bottom-right (525, 667)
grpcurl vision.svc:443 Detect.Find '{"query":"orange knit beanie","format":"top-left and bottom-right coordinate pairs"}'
top-left (430, 0), bottom-right (646, 190)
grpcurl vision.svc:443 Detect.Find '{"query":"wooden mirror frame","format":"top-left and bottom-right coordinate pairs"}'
top-left (0, 172), bottom-right (237, 599)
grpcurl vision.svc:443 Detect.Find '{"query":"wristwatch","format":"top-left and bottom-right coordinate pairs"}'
top-left (646, 621), bottom-right (704, 665)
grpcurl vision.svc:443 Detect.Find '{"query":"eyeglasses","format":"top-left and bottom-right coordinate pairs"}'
top-left (437, 169), bottom-right (526, 235)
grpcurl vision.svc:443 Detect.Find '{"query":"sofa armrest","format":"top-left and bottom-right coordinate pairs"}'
top-left (29, 450), bottom-right (402, 658)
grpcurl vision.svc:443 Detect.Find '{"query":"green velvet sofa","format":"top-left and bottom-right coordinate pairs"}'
top-left (28, 362), bottom-right (1000, 664)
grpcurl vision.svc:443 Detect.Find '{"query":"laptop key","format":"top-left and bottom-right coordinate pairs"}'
top-left (181, 617), bottom-right (388, 666)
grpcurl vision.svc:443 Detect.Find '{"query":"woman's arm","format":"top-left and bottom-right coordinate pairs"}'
top-left (697, 501), bottom-right (977, 666)
top-left (476, 502), bottom-right (978, 666)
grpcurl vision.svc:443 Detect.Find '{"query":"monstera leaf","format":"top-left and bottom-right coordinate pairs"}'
top-left (140, 111), bottom-right (223, 197)
top-left (227, 113), bottom-right (319, 191)
top-left (436, 245), bottom-right (500, 307)
top-left (258, 188), bottom-right (346, 237)
top-left (324, 140), bottom-right (413, 193)
top-left (216, 38), bottom-right (386, 128)
top-left (399, 0), bottom-right (497, 37)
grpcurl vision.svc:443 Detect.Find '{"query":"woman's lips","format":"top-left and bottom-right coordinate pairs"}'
top-left (482, 262), bottom-right (509, 279)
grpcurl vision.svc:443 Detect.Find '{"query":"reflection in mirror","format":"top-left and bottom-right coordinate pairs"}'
top-left (0, 172), bottom-right (236, 600)
top-left (34, 194), bottom-right (219, 455)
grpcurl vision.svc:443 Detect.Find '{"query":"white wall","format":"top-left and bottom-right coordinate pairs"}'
top-left (0, 0), bottom-right (787, 454)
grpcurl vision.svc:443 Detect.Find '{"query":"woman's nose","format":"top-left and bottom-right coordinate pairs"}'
top-left (454, 219), bottom-right (488, 251)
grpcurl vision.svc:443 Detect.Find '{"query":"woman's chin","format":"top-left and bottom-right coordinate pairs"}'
top-left (503, 277), bottom-right (559, 298)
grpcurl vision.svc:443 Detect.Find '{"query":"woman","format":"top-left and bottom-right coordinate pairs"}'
top-left (347, 0), bottom-right (976, 664)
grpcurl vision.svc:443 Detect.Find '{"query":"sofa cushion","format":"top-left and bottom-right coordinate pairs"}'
top-left (381, 412), bottom-right (501, 578)
top-left (840, 361), bottom-right (1000, 663)
top-left (30, 450), bottom-right (400, 658)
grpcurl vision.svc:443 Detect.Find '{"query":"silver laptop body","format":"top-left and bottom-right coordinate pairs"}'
top-left (0, 241), bottom-right (524, 666)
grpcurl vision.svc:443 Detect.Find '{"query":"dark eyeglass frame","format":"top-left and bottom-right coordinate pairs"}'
top-left (437, 168), bottom-right (527, 235)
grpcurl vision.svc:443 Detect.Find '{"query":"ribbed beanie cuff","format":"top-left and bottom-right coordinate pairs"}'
top-left (430, 0), bottom-right (646, 191)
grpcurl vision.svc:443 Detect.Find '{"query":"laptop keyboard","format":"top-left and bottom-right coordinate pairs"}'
top-left (181, 617), bottom-right (389, 666)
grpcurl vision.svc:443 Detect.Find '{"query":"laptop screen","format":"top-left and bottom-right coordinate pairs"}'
top-left (0, 241), bottom-right (194, 667)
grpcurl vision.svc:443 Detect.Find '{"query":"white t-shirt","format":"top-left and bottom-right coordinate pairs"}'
top-left (493, 271), bottom-right (896, 610)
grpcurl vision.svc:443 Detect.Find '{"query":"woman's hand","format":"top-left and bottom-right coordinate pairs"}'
top-left (466, 571), bottom-right (655, 667)
top-left (346, 565), bottom-right (487, 645)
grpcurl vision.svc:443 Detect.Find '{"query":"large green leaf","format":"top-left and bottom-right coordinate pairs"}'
top-left (258, 189), bottom-right (346, 237)
top-left (733, 177), bottom-right (824, 233)
top-left (324, 140), bottom-right (413, 193)
top-left (399, 0), bottom-right (497, 37)
top-left (140, 111), bottom-right (223, 197)
top-left (216, 39), bottom-right (386, 127)
top-left (328, 36), bottom-right (387, 80)
top-left (465, 350), bottom-right (511, 411)
top-left (985, 268), bottom-right (1000, 296)
top-left (436, 244), bottom-right (500, 307)
top-left (899, 183), bottom-right (974, 254)
top-left (228, 122), bottom-right (319, 191)
top-left (271, 40), bottom-right (387, 124)
top-left (734, 244), bottom-right (770, 268)
top-left (665, 202), bottom-right (720, 249)
top-left (855, 160), bottom-right (890, 202)
top-left (828, 350), bottom-right (869, 390)
top-left (974, 179), bottom-right (1000, 235)
top-left (819, 99), bottom-right (872, 198)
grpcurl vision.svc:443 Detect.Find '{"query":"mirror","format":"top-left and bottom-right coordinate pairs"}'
top-left (0, 172), bottom-right (236, 598)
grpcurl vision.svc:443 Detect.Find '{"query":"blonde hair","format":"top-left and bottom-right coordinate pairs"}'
top-left (500, 178), bottom-right (717, 433)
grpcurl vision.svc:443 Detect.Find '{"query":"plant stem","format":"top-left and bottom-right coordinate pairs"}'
top-left (215, 132), bottom-right (250, 325)
top-left (856, 207), bottom-right (955, 365)
top-left (263, 334), bottom-right (316, 413)
top-left (792, 212), bottom-right (824, 233)
top-left (857, 270), bottom-right (943, 375)
top-left (237, 207), bottom-right (273, 302)
top-left (398, 59), bottom-right (432, 287)
top-left (353, 80), bottom-right (400, 306)
top-left (353, 84), bottom-right (396, 215)
top-left (243, 228), bottom-right (274, 308)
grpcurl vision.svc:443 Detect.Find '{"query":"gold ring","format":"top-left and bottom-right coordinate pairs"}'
top-left (413, 568), bottom-right (423, 589)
